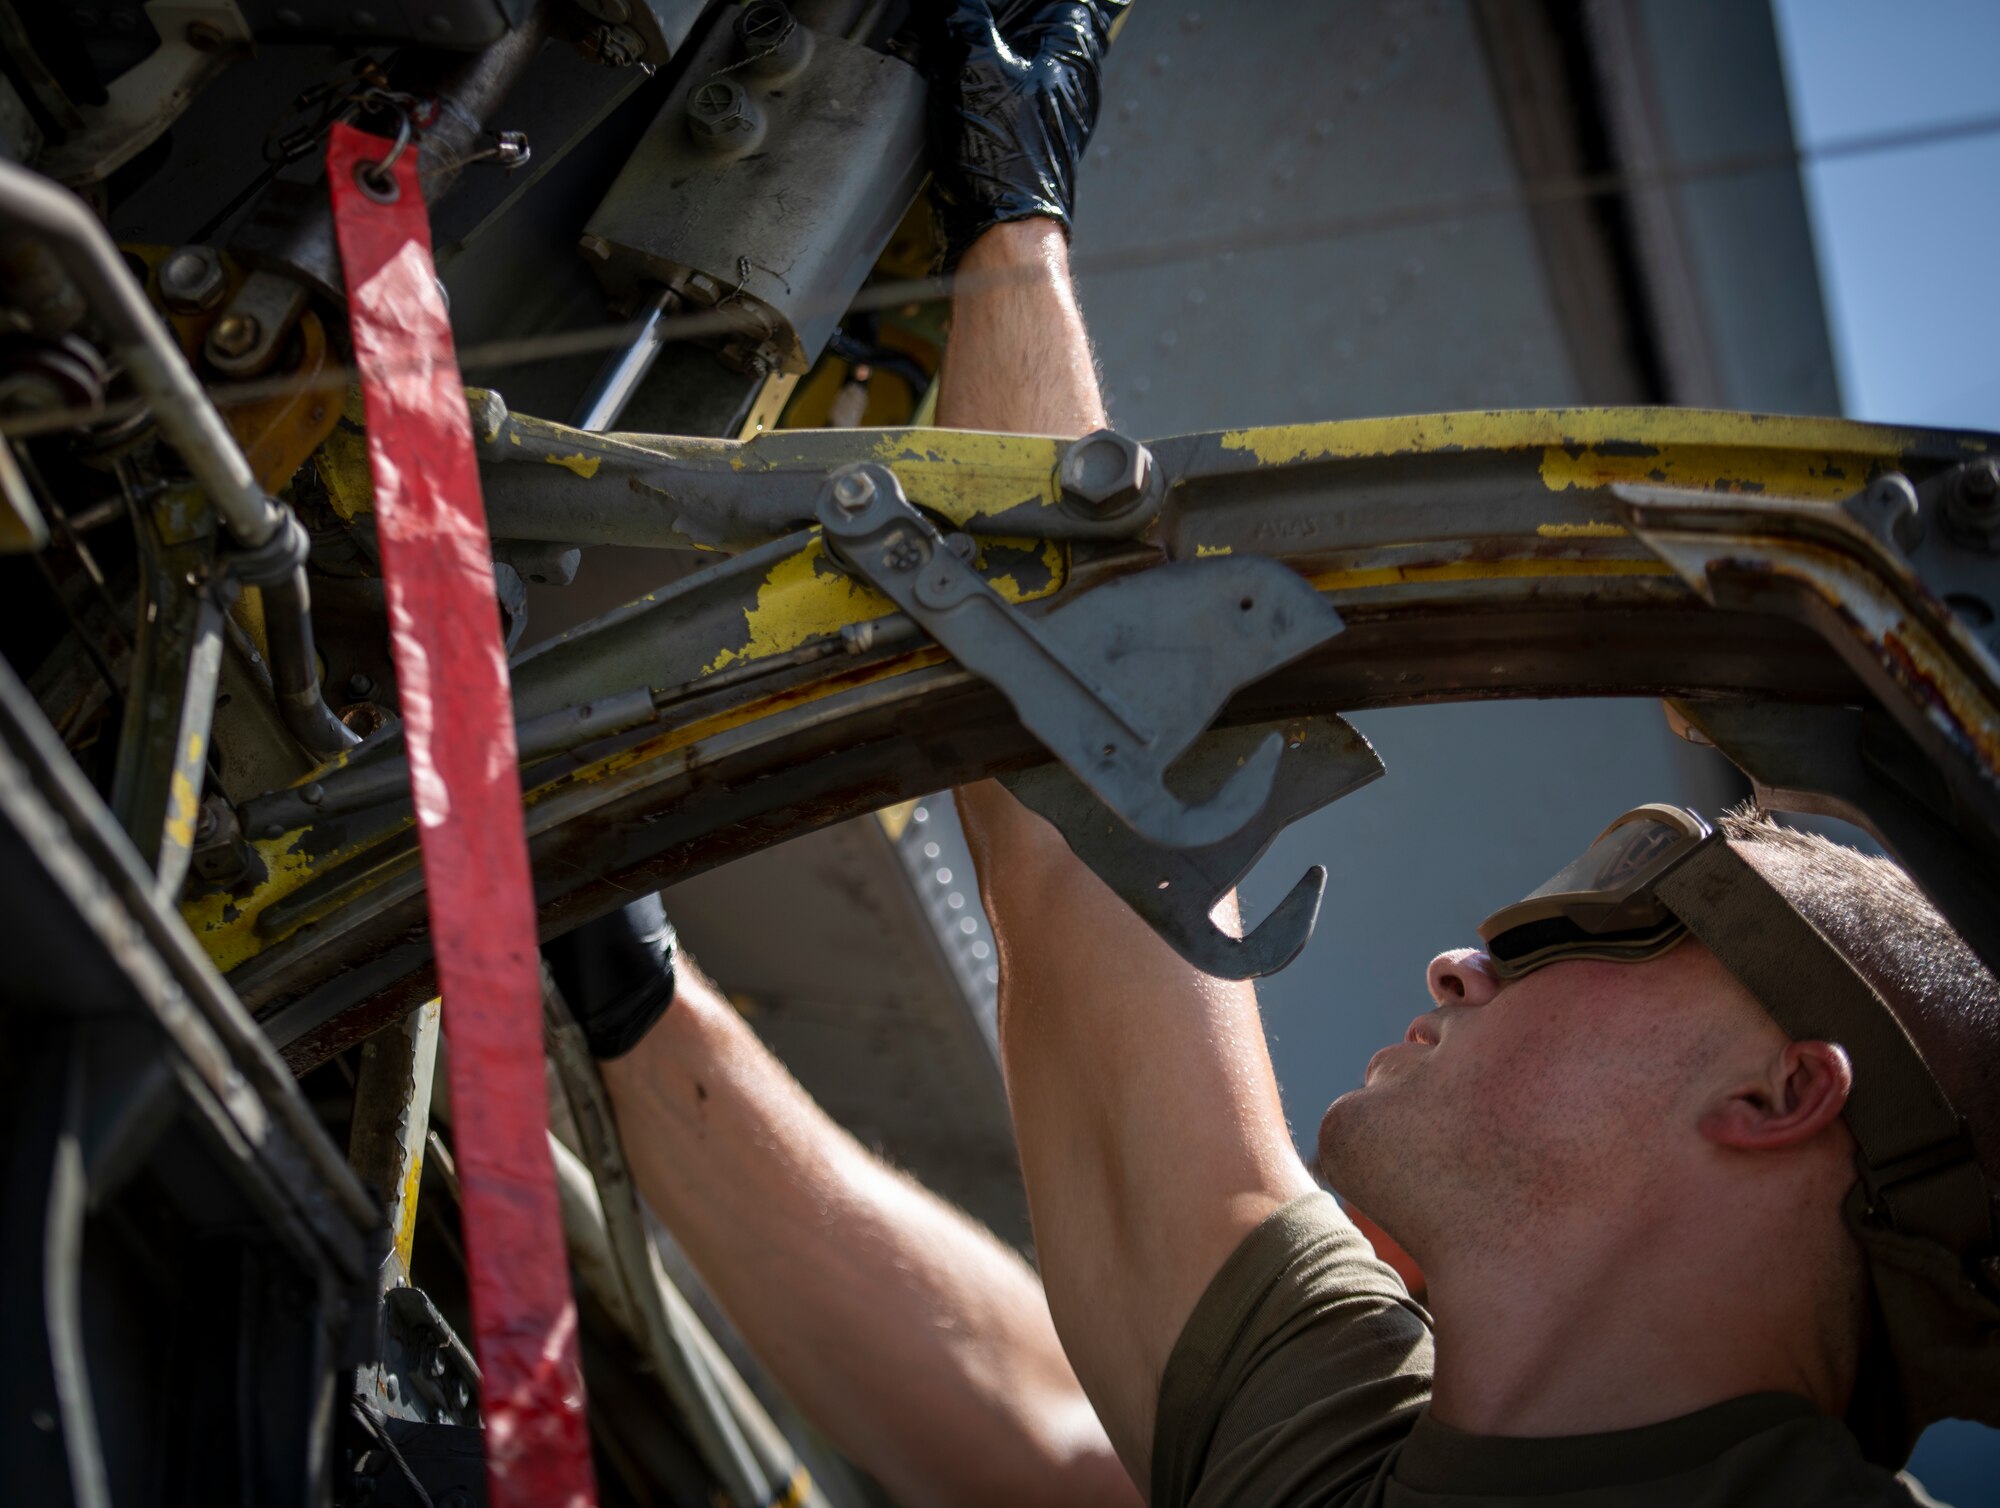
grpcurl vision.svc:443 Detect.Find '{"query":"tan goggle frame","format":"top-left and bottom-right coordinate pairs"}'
top-left (1477, 803), bottom-right (1712, 977)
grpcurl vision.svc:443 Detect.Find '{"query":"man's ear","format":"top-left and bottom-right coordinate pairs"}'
top-left (1698, 1040), bottom-right (1853, 1152)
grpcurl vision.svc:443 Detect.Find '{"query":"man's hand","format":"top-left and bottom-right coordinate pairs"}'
top-left (920, 1), bottom-right (1127, 268)
top-left (543, 894), bottom-right (677, 1059)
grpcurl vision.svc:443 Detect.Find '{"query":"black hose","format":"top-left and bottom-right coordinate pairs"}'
top-left (262, 566), bottom-right (360, 757)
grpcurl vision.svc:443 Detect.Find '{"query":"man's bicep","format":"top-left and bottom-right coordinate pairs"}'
top-left (969, 788), bottom-right (1318, 1473)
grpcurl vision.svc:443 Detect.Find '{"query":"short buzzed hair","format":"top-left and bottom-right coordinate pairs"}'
top-left (1719, 808), bottom-right (2000, 1177)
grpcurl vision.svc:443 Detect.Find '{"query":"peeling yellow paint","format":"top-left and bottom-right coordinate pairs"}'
top-left (1536, 522), bottom-right (1628, 539)
top-left (166, 767), bottom-right (199, 849)
top-left (868, 429), bottom-right (1063, 523)
top-left (317, 432), bottom-right (376, 521)
top-left (705, 534), bottom-right (1064, 674)
top-left (1308, 558), bottom-right (1676, 593)
top-left (1217, 409), bottom-right (1924, 470)
top-left (704, 540), bottom-right (897, 673)
top-left (1220, 414), bottom-right (1532, 465)
top-left (183, 829), bottom-right (392, 973)
top-left (577, 645), bottom-right (950, 785)
top-left (1536, 443), bottom-right (1865, 501)
top-left (469, 389), bottom-right (506, 445)
top-left (877, 800), bottom-right (918, 840)
top-left (977, 536), bottom-right (1066, 602)
top-left (544, 451), bottom-right (602, 480)
top-left (394, 1139), bottom-right (425, 1272)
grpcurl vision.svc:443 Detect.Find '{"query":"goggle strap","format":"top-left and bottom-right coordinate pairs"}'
top-left (1655, 840), bottom-right (1995, 1256)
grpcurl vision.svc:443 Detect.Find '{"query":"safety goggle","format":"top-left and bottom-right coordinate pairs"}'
top-left (1478, 804), bottom-right (1712, 978)
top-left (1475, 803), bottom-right (2000, 1467)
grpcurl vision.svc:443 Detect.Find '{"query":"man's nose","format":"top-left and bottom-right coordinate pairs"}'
top-left (1426, 949), bottom-right (1502, 1008)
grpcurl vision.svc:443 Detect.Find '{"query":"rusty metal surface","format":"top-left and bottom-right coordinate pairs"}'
top-left (168, 406), bottom-right (2000, 1067)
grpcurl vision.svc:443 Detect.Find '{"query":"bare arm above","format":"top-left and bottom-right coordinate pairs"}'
top-left (601, 957), bottom-right (1140, 1508)
top-left (943, 221), bottom-right (1318, 1492)
top-left (935, 221), bottom-right (1106, 434)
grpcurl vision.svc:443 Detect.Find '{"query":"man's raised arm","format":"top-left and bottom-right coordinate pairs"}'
top-left (942, 224), bottom-right (1317, 1496)
top-left (598, 948), bottom-right (1138, 1508)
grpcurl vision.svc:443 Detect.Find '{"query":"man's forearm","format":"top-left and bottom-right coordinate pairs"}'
top-left (602, 961), bottom-right (1137, 1508)
top-left (936, 221), bottom-right (1106, 435)
top-left (943, 222), bottom-right (1315, 1485)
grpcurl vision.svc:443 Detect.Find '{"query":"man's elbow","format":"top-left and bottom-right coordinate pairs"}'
top-left (1026, 1396), bottom-right (1146, 1508)
top-left (1060, 1441), bottom-right (1146, 1508)
top-left (899, 1396), bottom-right (1140, 1508)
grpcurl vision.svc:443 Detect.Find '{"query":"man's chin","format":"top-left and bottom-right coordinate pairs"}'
top-left (1315, 1088), bottom-right (1379, 1191)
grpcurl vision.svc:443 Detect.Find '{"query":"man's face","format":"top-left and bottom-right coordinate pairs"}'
top-left (1317, 937), bottom-right (1761, 1261)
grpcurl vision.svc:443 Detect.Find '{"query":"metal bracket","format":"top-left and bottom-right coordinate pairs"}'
top-left (1666, 697), bottom-right (2000, 973)
top-left (1002, 715), bottom-right (1383, 977)
top-left (1616, 479), bottom-right (2000, 841)
top-left (817, 463), bottom-right (1347, 849)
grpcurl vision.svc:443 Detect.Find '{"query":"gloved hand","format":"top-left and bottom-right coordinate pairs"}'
top-left (920, 0), bottom-right (1128, 269)
top-left (543, 893), bottom-right (678, 1059)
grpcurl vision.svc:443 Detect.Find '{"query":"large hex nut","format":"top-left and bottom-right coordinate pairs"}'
top-left (158, 245), bottom-right (227, 314)
top-left (686, 79), bottom-right (766, 155)
top-left (1059, 429), bottom-right (1155, 517)
top-left (736, 0), bottom-right (813, 80)
top-left (1945, 457), bottom-right (2000, 552)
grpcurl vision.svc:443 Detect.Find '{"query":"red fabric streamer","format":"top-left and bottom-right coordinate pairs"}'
top-left (327, 121), bottom-right (595, 1508)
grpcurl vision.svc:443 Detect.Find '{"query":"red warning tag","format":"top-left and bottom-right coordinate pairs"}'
top-left (327, 121), bottom-right (595, 1508)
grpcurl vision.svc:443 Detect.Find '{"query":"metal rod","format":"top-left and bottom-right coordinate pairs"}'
top-left (0, 654), bottom-right (384, 1238)
top-left (0, 157), bottom-right (282, 548)
top-left (542, 976), bottom-right (777, 1507)
top-left (46, 1050), bottom-right (112, 1508)
top-left (263, 567), bottom-right (362, 756)
top-left (570, 288), bottom-right (679, 434)
top-left (348, 1000), bottom-right (442, 1293)
top-left (546, 1131), bottom-right (828, 1507)
top-left (234, 623), bottom-right (909, 836)
top-left (0, 156), bottom-right (357, 759)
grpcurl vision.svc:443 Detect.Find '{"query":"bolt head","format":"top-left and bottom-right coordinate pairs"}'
top-left (735, 0), bottom-right (811, 78)
top-left (159, 245), bottom-right (227, 314)
top-left (831, 469), bottom-right (877, 513)
top-left (211, 311), bottom-right (260, 358)
top-left (1961, 458), bottom-right (2000, 505)
top-left (1946, 458), bottom-right (2000, 552)
top-left (1859, 472), bottom-right (1923, 554)
top-left (738, 1), bottom-right (792, 49)
top-left (1059, 430), bottom-right (1154, 516)
top-left (686, 80), bottom-right (761, 151)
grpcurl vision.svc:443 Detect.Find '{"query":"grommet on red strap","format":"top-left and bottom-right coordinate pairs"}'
top-left (326, 120), bottom-right (596, 1508)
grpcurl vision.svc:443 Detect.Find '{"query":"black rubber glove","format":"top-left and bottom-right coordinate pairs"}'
top-left (543, 893), bottom-right (678, 1060)
top-left (920, 0), bottom-right (1128, 269)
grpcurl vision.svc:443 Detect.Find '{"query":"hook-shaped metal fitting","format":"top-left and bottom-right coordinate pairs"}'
top-left (1002, 716), bottom-right (1384, 977)
top-left (817, 463), bottom-right (1348, 850)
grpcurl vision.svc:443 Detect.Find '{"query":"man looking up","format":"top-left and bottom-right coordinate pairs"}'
top-left (583, 3), bottom-right (2000, 1502)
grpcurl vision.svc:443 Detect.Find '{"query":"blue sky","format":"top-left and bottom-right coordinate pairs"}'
top-left (1772, 0), bottom-right (2000, 430)
top-left (1771, 1), bottom-right (2000, 1494)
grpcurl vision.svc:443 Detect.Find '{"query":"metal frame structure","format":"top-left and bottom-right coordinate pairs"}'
top-left (147, 401), bottom-right (2000, 1070)
top-left (4, 4), bottom-right (1996, 1500)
